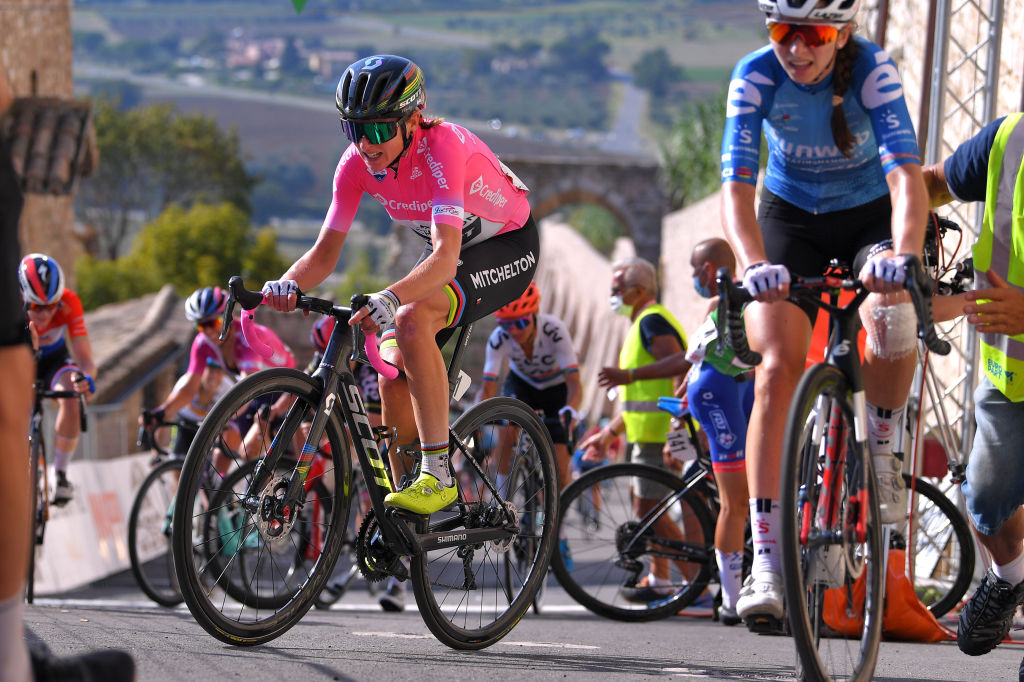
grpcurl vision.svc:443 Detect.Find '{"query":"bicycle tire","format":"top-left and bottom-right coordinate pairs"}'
top-left (314, 474), bottom-right (368, 610)
top-left (550, 462), bottom-right (715, 622)
top-left (503, 453), bottom-right (548, 615)
top-left (128, 458), bottom-right (186, 607)
top-left (171, 368), bottom-right (351, 646)
top-left (410, 397), bottom-right (558, 649)
top-left (780, 364), bottom-right (884, 682)
top-left (900, 474), bottom-right (974, 619)
top-left (27, 435), bottom-right (46, 604)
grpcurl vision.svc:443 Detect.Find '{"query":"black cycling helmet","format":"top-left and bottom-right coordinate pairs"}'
top-left (336, 55), bottom-right (426, 121)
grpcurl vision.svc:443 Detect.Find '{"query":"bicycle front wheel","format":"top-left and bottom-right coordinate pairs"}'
top-left (128, 458), bottom-right (185, 607)
top-left (900, 474), bottom-right (974, 619)
top-left (780, 364), bottom-right (884, 682)
top-left (410, 397), bottom-right (558, 650)
top-left (171, 368), bottom-right (351, 646)
top-left (551, 462), bottom-right (714, 621)
top-left (27, 435), bottom-right (47, 604)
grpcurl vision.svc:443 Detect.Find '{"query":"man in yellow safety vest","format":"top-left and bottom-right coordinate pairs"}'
top-left (924, 112), bottom-right (1024, 668)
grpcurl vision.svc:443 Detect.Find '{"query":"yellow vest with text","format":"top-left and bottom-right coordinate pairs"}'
top-left (974, 112), bottom-right (1024, 401)
top-left (619, 303), bottom-right (688, 443)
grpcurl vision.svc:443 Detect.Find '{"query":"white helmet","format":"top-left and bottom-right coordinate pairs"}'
top-left (758, 0), bottom-right (860, 23)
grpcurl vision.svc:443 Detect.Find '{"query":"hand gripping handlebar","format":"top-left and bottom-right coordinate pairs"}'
top-left (224, 276), bottom-right (400, 380)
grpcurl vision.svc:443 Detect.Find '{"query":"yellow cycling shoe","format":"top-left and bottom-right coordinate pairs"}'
top-left (384, 473), bottom-right (458, 515)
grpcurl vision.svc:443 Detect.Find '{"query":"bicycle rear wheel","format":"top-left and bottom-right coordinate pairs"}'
top-left (550, 462), bottom-right (714, 621)
top-left (780, 364), bottom-right (884, 682)
top-left (410, 397), bottom-right (558, 650)
top-left (27, 435), bottom-right (47, 604)
top-left (171, 368), bottom-right (351, 646)
top-left (899, 474), bottom-right (974, 619)
top-left (128, 458), bottom-right (185, 607)
top-left (502, 452), bottom-right (548, 615)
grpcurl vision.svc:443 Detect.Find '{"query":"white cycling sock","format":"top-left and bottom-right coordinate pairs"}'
top-left (421, 441), bottom-right (453, 487)
top-left (53, 447), bottom-right (74, 474)
top-left (716, 549), bottom-right (744, 610)
top-left (994, 549), bottom-right (1024, 587)
top-left (750, 498), bottom-right (781, 575)
top-left (0, 592), bottom-right (30, 682)
top-left (866, 403), bottom-right (905, 460)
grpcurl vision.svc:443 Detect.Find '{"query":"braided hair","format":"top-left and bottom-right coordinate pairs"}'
top-left (830, 32), bottom-right (859, 158)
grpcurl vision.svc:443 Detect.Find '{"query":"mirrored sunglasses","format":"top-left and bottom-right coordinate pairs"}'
top-left (25, 301), bottom-right (59, 312)
top-left (498, 316), bottom-right (532, 331)
top-left (766, 21), bottom-right (841, 48)
top-left (340, 118), bottom-right (403, 145)
top-left (197, 317), bottom-right (222, 331)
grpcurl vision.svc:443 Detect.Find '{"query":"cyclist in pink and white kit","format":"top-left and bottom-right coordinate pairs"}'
top-left (262, 55), bottom-right (539, 515)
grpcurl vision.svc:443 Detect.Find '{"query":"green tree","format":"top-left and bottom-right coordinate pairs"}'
top-left (77, 202), bottom-right (289, 310)
top-left (632, 48), bottom-right (683, 98)
top-left (76, 99), bottom-right (255, 259)
top-left (333, 249), bottom-right (391, 301)
top-left (659, 88), bottom-right (728, 210)
top-left (567, 204), bottom-right (626, 256)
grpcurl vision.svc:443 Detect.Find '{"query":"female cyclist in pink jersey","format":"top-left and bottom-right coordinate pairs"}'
top-left (263, 55), bottom-right (539, 515)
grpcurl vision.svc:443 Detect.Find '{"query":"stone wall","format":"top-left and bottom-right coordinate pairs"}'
top-left (0, 0), bottom-right (82, 282)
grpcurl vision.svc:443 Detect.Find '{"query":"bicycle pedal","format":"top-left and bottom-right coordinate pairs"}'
top-left (744, 614), bottom-right (786, 635)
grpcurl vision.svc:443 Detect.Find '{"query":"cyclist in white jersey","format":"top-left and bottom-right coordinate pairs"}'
top-left (478, 282), bottom-right (583, 489)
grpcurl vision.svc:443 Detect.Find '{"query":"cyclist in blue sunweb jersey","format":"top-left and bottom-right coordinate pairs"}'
top-left (923, 114), bottom-right (1024, 676)
top-left (675, 238), bottom-right (756, 625)
top-left (720, 0), bottom-right (930, 629)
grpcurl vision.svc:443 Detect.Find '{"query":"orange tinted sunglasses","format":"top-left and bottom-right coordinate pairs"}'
top-left (26, 301), bottom-right (59, 312)
top-left (767, 21), bottom-right (841, 48)
top-left (197, 317), bottom-right (222, 331)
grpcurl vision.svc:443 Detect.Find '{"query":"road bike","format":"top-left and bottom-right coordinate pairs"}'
top-left (127, 413), bottom-right (196, 607)
top-left (717, 255), bottom-right (949, 682)
top-left (171, 277), bottom-right (558, 650)
top-left (27, 378), bottom-right (86, 604)
top-left (550, 406), bottom-right (725, 621)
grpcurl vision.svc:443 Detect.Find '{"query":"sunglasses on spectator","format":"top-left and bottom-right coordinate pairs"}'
top-left (25, 302), bottom-right (59, 312)
top-left (766, 21), bottom-right (843, 48)
top-left (340, 118), bottom-right (404, 145)
top-left (498, 316), bottom-right (532, 331)
top-left (197, 317), bottom-right (222, 331)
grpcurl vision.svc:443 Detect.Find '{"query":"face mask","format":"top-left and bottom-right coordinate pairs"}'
top-left (609, 295), bottom-right (633, 317)
top-left (694, 270), bottom-right (714, 299)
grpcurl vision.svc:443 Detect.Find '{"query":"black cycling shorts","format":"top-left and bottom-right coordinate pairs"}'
top-left (0, 139), bottom-right (27, 348)
top-left (501, 372), bottom-right (569, 444)
top-left (758, 187), bottom-right (893, 324)
top-left (415, 214), bottom-right (539, 348)
top-left (37, 347), bottom-right (80, 390)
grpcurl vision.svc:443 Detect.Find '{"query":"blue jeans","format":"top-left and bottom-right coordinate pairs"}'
top-left (962, 377), bottom-right (1024, 536)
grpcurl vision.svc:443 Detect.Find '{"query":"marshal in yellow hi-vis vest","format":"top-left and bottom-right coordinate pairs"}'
top-left (973, 112), bottom-right (1024, 401)
top-left (618, 303), bottom-right (688, 443)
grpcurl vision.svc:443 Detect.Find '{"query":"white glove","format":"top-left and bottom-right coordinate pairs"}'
top-left (363, 289), bottom-right (401, 329)
top-left (262, 279), bottom-right (299, 298)
top-left (864, 254), bottom-right (912, 285)
top-left (742, 262), bottom-right (790, 297)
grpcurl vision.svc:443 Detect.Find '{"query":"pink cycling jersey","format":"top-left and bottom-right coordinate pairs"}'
top-left (324, 121), bottom-right (531, 247)
top-left (187, 320), bottom-right (294, 376)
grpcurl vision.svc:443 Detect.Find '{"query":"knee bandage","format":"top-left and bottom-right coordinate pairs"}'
top-left (866, 302), bottom-right (916, 360)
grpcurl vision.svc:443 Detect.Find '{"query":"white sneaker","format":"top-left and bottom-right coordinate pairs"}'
top-left (873, 455), bottom-right (907, 525)
top-left (378, 577), bottom-right (405, 612)
top-left (736, 570), bottom-right (784, 621)
top-left (52, 472), bottom-right (74, 507)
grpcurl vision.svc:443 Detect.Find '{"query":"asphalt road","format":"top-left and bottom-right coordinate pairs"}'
top-left (23, 569), bottom-right (1020, 681)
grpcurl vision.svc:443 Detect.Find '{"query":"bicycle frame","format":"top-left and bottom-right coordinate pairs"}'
top-left (236, 304), bottom-right (510, 561)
